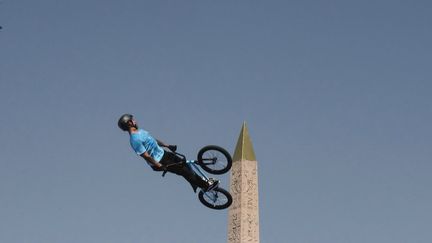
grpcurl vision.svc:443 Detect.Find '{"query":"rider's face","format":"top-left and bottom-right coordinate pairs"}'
top-left (128, 118), bottom-right (137, 128)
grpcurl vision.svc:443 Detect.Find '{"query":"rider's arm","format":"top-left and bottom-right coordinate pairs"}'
top-left (140, 152), bottom-right (163, 169)
top-left (156, 139), bottom-right (177, 152)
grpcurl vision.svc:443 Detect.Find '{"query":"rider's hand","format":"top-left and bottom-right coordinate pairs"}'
top-left (153, 162), bottom-right (165, 171)
top-left (168, 145), bottom-right (177, 152)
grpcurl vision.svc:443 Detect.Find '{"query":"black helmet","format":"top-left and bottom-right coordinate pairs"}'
top-left (118, 114), bottom-right (134, 131)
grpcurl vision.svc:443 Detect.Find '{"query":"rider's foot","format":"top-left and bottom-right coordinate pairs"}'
top-left (206, 178), bottom-right (219, 191)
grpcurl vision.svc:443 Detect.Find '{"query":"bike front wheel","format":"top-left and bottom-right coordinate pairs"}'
top-left (197, 145), bottom-right (232, 175)
top-left (198, 187), bottom-right (232, 210)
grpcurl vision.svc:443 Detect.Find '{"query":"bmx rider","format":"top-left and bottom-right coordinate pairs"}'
top-left (118, 114), bottom-right (218, 192)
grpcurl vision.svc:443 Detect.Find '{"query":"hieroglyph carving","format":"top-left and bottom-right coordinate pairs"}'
top-left (228, 160), bottom-right (259, 243)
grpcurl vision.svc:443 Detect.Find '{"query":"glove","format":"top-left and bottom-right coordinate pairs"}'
top-left (168, 145), bottom-right (177, 152)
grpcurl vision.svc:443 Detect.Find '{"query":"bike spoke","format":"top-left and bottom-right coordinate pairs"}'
top-left (203, 191), bottom-right (228, 206)
top-left (201, 158), bottom-right (216, 164)
top-left (201, 155), bottom-right (227, 168)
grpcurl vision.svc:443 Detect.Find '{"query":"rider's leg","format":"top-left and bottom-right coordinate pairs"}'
top-left (159, 151), bottom-right (208, 191)
top-left (180, 164), bottom-right (208, 189)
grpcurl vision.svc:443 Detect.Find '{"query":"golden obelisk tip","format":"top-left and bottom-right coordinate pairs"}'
top-left (233, 121), bottom-right (256, 161)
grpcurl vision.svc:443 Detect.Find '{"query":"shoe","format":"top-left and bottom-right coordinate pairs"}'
top-left (206, 178), bottom-right (220, 191)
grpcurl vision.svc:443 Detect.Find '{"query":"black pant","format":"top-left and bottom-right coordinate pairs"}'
top-left (156, 151), bottom-right (208, 190)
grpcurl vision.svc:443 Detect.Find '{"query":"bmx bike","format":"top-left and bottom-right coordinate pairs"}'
top-left (162, 145), bottom-right (233, 210)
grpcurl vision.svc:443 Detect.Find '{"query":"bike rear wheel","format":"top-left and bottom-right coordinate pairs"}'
top-left (198, 187), bottom-right (232, 210)
top-left (197, 145), bottom-right (232, 175)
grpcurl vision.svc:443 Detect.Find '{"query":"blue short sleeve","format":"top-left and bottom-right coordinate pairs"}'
top-left (129, 129), bottom-right (164, 162)
top-left (131, 139), bottom-right (146, 155)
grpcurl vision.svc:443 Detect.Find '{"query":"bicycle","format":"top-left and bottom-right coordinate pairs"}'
top-left (162, 145), bottom-right (233, 210)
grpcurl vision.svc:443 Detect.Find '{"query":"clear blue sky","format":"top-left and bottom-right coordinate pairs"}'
top-left (1, 1), bottom-right (431, 242)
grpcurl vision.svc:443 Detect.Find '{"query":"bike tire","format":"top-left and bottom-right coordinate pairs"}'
top-left (197, 145), bottom-right (232, 175)
top-left (198, 187), bottom-right (233, 210)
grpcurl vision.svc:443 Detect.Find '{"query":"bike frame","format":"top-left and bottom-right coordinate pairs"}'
top-left (185, 159), bottom-right (209, 181)
top-left (161, 147), bottom-right (233, 210)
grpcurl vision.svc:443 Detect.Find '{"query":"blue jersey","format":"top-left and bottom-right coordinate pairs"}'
top-left (130, 129), bottom-right (165, 164)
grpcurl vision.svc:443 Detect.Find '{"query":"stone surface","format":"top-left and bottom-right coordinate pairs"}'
top-left (228, 123), bottom-right (260, 243)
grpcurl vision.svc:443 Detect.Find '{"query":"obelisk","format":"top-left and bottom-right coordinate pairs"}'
top-left (228, 122), bottom-right (260, 243)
